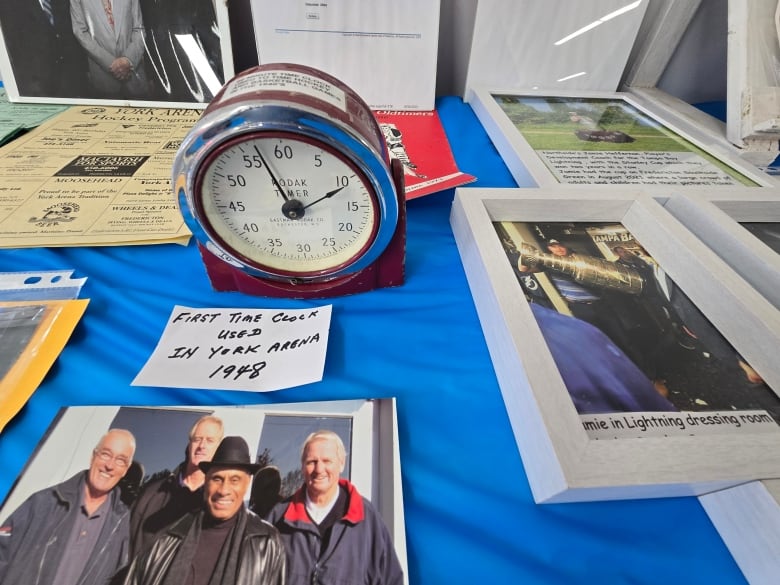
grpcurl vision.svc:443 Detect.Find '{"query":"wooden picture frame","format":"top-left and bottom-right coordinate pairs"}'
top-left (659, 188), bottom-right (780, 309)
top-left (466, 86), bottom-right (778, 188)
top-left (450, 187), bottom-right (780, 503)
top-left (0, 0), bottom-right (234, 108)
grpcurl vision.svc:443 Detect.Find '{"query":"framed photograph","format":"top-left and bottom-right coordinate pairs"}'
top-left (0, 0), bottom-right (234, 108)
top-left (0, 398), bottom-right (407, 576)
top-left (726, 0), bottom-right (780, 146)
top-left (450, 187), bottom-right (780, 503)
top-left (658, 188), bottom-right (780, 309)
top-left (466, 86), bottom-right (778, 188)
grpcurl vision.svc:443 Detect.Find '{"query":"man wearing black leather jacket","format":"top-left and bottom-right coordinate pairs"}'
top-left (129, 415), bottom-right (224, 557)
top-left (122, 436), bottom-right (285, 585)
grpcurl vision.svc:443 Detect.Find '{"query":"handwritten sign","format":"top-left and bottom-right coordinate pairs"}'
top-left (132, 305), bottom-right (332, 391)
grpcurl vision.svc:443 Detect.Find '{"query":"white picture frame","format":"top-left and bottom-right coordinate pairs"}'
top-left (658, 188), bottom-right (780, 309)
top-left (726, 0), bottom-right (780, 146)
top-left (463, 0), bottom-right (649, 96)
top-left (699, 479), bottom-right (780, 585)
top-left (621, 0), bottom-right (702, 89)
top-left (450, 186), bottom-right (780, 503)
top-left (466, 86), bottom-right (778, 189)
top-left (0, 0), bottom-right (234, 108)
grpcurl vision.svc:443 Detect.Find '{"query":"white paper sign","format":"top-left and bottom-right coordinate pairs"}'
top-left (251, 0), bottom-right (440, 110)
top-left (132, 305), bottom-right (332, 391)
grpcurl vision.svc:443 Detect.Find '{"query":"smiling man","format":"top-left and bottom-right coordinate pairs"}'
top-left (0, 428), bottom-right (136, 585)
top-left (123, 436), bottom-right (285, 585)
top-left (266, 430), bottom-right (403, 585)
top-left (129, 415), bottom-right (224, 556)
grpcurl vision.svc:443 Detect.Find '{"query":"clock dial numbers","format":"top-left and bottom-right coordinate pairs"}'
top-left (195, 133), bottom-right (379, 278)
top-left (173, 63), bottom-right (403, 296)
top-left (252, 147), bottom-right (289, 202)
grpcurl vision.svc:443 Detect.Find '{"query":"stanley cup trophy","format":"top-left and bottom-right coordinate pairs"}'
top-left (519, 243), bottom-right (645, 295)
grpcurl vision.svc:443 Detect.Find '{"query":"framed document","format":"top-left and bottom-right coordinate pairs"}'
top-left (450, 187), bottom-right (780, 503)
top-left (659, 188), bottom-right (780, 309)
top-left (466, 86), bottom-right (778, 188)
top-left (0, 0), bottom-right (233, 108)
top-left (251, 0), bottom-right (440, 111)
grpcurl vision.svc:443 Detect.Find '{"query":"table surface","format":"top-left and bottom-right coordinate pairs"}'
top-left (0, 96), bottom-right (748, 584)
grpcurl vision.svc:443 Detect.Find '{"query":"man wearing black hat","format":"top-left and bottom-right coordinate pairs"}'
top-left (129, 415), bottom-right (224, 557)
top-left (122, 436), bottom-right (286, 585)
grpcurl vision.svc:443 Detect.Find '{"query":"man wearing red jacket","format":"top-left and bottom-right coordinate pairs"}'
top-left (265, 430), bottom-right (403, 585)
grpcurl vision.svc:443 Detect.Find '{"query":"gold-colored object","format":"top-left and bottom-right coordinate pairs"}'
top-left (519, 243), bottom-right (644, 294)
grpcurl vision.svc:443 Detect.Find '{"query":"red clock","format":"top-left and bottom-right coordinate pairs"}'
top-left (173, 63), bottom-right (405, 298)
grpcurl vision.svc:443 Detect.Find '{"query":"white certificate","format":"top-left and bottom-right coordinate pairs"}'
top-left (252, 0), bottom-right (440, 110)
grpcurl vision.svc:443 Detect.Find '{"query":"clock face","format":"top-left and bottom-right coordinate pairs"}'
top-left (194, 132), bottom-right (380, 278)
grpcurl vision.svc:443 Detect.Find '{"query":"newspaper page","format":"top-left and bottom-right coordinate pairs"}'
top-left (0, 105), bottom-right (200, 248)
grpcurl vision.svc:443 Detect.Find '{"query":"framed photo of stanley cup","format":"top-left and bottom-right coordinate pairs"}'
top-left (450, 187), bottom-right (780, 503)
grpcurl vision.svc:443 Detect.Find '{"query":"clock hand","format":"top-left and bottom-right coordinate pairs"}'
top-left (281, 186), bottom-right (345, 220)
top-left (303, 186), bottom-right (346, 210)
top-left (254, 148), bottom-right (289, 202)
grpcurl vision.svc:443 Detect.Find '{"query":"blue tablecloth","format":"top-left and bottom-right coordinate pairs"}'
top-left (0, 96), bottom-right (746, 584)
